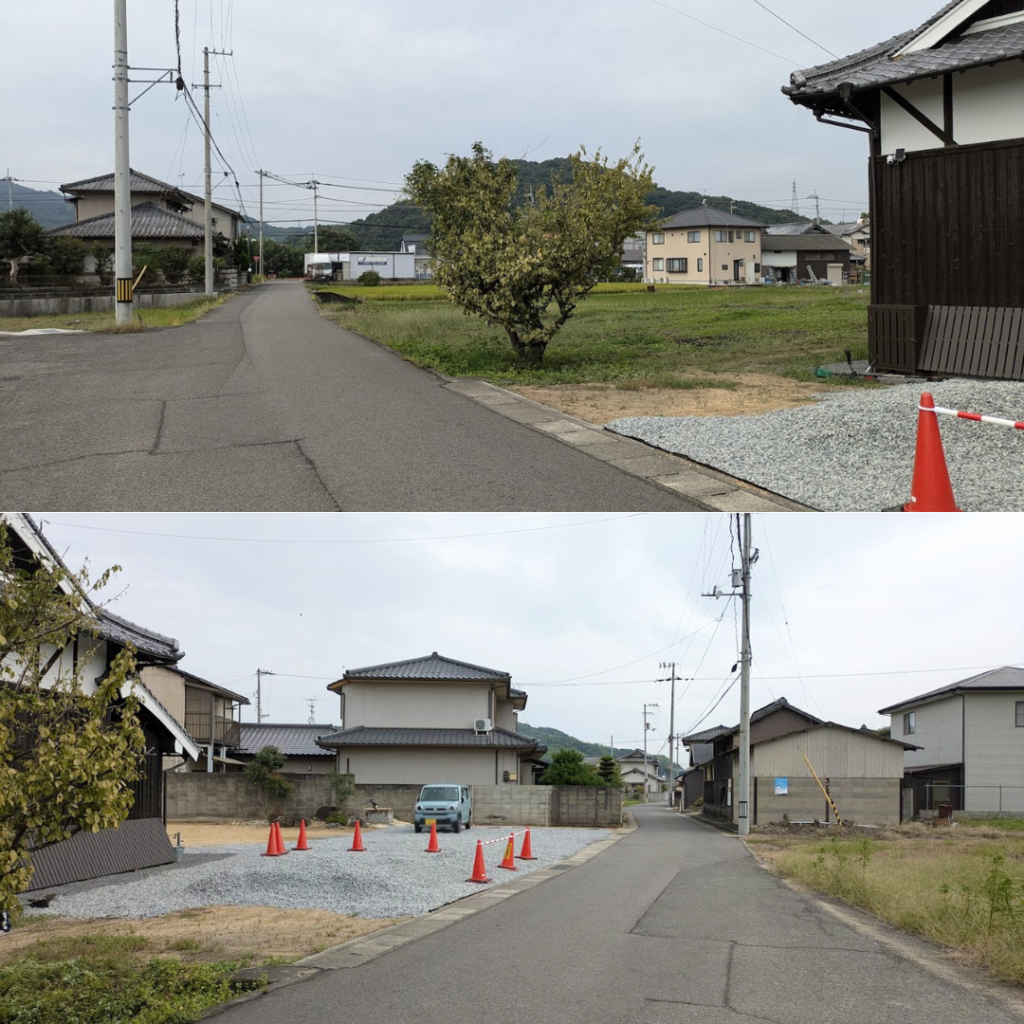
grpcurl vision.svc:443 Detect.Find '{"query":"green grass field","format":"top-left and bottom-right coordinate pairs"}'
top-left (311, 281), bottom-right (871, 387)
top-left (0, 294), bottom-right (228, 335)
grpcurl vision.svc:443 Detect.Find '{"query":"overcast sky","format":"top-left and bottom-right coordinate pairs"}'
top-left (7, 1), bottom-right (940, 227)
top-left (29, 512), bottom-right (1022, 761)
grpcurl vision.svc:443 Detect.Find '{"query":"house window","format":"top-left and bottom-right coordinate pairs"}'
top-left (1016, 701), bottom-right (1024, 727)
top-left (697, 258), bottom-right (703, 272)
top-left (652, 258), bottom-right (664, 271)
top-left (728, 230), bottom-right (735, 243)
top-left (820, 252), bottom-right (835, 261)
top-left (651, 232), bottom-right (665, 245)
top-left (687, 230), bottom-right (701, 243)
top-left (904, 711), bottom-right (916, 735)
top-left (745, 231), bottom-right (756, 243)
top-left (715, 230), bottom-right (727, 242)
top-left (667, 258), bottom-right (688, 273)
top-left (754, 263), bottom-right (760, 273)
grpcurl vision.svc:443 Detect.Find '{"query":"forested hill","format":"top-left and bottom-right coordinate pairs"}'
top-left (517, 722), bottom-right (676, 771)
top-left (3, 183), bottom-right (74, 229)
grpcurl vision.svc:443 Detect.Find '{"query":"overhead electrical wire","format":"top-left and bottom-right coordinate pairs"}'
top-left (749, 0), bottom-right (838, 59)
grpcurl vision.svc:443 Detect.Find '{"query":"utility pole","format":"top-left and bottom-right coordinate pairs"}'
top-left (255, 668), bottom-right (275, 722)
top-left (807, 191), bottom-right (821, 223)
top-left (3, 170), bottom-right (17, 210)
top-left (113, 0), bottom-right (133, 325)
top-left (660, 662), bottom-right (677, 806)
top-left (702, 514), bottom-right (757, 836)
top-left (642, 702), bottom-right (658, 803)
top-left (258, 170), bottom-right (264, 277)
top-left (197, 46), bottom-right (229, 297)
top-left (307, 177), bottom-right (321, 253)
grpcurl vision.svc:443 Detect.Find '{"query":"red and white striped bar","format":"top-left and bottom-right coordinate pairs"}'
top-left (922, 402), bottom-right (1024, 431)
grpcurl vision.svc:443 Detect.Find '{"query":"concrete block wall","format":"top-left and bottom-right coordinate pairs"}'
top-left (552, 785), bottom-right (622, 826)
top-left (754, 777), bottom-right (899, 826)
top-left (166, 772), bottom-right (333, 821)
top-left (474, 784), bottom-right (552, 826)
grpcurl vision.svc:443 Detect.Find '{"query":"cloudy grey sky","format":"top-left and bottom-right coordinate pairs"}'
top-left (30, 512), bottom-right (1022, 760)
top-left (7, 1), bottom-right (939, 227)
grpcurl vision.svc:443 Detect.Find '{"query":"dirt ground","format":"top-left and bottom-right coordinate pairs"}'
top-left (506, 372), bottom-right (834, 424)
top-left (4, 821), bottom-right (405, 967)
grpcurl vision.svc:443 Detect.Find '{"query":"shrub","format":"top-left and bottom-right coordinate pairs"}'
top-left (324, 812), bottom-right (348, 826)
top-left (357, 270), bottom-right (382, 287)
top-left (244, 746), bottom-right (294, 821)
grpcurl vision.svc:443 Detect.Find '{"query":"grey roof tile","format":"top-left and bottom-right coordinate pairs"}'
top-left (96, 609), bottom-right (182, 662)
top-left (60, 168), bottom-right (239, 218)
top-left (340, 652), bottom-right (511, 682)
top-left (761, 233), bottom-right (852, 253)
top-left (236, 723), bottom-right (339, 757)
top-left (660, 206), bottom-right (767, 229)
top-left (47, 202), bottom-right (213, 241)
top-left (879, 665), bottom-right (1024, 713)
top-left (785, 2), bottom-right (1024, 100)
top-left (315, 726), bottom-right (543, 751)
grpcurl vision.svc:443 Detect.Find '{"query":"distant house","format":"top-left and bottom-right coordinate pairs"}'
top-left (234, 722), bottom-right (339, 774)
top-left (880, 665), bottom-right (1024, 817)
top-left (682, 697), bottom-right (914, 827)
top-left (616, 748), bottom-right (667, 797)
top-left (316, 653), bottom-right (546, 785)
top-left (830, 219), bottom-right (871, 269)
top-left (51, 169), bottom-right (242, 260)
top-left (646, 206), bottom-right (765, 285)
top-left (784, 0), bottom-right (1024, 381)
top-left (679, 724), bottom-right (730, 808)
top-left (760, 231), bottom-right (853, 285)
top-left (303, 251), bottom-right (417, 281)
top-left (400, 234), bottom-right (434, 279)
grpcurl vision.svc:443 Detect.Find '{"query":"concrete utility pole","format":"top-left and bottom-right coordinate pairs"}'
top-left (661, 662), bottom-right (677, 805)
top-left (202, 47), bottom-right (213, 296)
top-left (702, 513), bottom-right (756, 836)
top-left (113, 0), bottom-right (133, 325)
top-left (255, 668), bottom-right (275, 722)
top-left (258, 170), bottom-right (264, 277)
top-left (642, 702), bottom-right (658, 803)
top-left (307, 178), bottom-right (321, 254)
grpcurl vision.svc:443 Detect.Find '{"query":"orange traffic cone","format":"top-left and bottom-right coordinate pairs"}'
top-left (904, 392), bottom-right (960, 512)
top-left (425, 821), bottom-right (440, 853)
top-left (273, 821), bottom-right (289, 855)
top-left (294, 818), bottom-right (310, 852)
top-left (466, 839), bottom-right (490, 883)
top-left (350, 818), bottom-right (366, 852)
top-left (498, 832), bottom-right (518, 871)
top-left (262, 823), bottom-right (282, 857)
top-left (516, 828), bottom-right (537, 860)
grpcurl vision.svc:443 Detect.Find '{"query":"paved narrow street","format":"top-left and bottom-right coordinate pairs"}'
top-left (208, 806), bottom-right (1024, 1024)
top-left (0, 282), bottom-right (734, 511)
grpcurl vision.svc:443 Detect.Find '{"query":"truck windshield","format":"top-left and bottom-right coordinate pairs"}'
top-left (421, 787), bottom-right (460, 801)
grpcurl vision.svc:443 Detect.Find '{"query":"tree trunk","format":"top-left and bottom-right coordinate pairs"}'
top-left (506, 329), bottom-right (547, 367)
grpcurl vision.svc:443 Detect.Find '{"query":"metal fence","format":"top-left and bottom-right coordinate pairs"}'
top-left (924, 782), bottom-right (1024, 814)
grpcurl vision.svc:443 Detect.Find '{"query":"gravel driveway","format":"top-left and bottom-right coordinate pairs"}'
top-left (607, 376), bottom-right (1024, 512)
top-left (23, 825), bottom-right (612, 921)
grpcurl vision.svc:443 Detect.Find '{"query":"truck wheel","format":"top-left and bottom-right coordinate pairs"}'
top-left (452, 817), bottom-right (461, 833)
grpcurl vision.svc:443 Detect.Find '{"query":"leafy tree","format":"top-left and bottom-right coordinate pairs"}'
top-left (539, 748), bottom-right (604, 786)
top-left (244, 746), bottom-right (293, 820)
top-left (597, 755), bottom-right (623, 787)
top-left (258, 238), bottom-right (304, 277)
top-left (91, 244), bottom-right (113, 285)
top-left (405, 142), bottom-right (658, 365)
top-left (0, 527), bottom-right (146, 916)
top-left (0, 208), bottom-right (46, 281)
top-left (33, 235), bottom-right (87, 276)
top-left (186, 255), bottom-right (206, 285)
top-left (158, 246), bottom-right (192, 285)
top-left (314, 226), bottom-right (359, 253)
top-left (357, 270), bottom-right (381, 287)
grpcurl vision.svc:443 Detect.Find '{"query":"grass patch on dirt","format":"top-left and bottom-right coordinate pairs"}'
top-left (0, 294), bottom-right (229, 335)
top-left (749, 825), bottom-right (1024, 985)
top-left (314, 282), bottom-right (870, 389)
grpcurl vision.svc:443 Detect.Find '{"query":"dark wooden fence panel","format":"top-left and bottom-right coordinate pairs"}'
top-left (868, 304), bottom-right (926, 372)
top-left (919, 305), bottom-right (1024, 380)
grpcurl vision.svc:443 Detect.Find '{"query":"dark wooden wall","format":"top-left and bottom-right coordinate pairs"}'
top-left (872, 137), bottom-right (1024, 308)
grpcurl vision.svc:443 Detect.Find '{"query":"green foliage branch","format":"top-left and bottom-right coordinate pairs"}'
top-left (405, 142), bottom-right (658, 366)
top-left (539, 748), bottom-right (604, 786)
top-left (0, 209), bottom-right (46, 281)
top-left (0, 528), bottom-right (145, 916)
top-left (244, 746), bottom-right (293, 820)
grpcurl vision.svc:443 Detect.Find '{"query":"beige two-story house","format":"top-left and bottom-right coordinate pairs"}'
top-left (646, 205), bottom-right (765, 286)
top-left (317, 652), bottom-right (546, 785)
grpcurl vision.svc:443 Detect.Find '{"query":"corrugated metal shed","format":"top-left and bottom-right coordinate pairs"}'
top-left (753, 724), bottom-right (906, 779)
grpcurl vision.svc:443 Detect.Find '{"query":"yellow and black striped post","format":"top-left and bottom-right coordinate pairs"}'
top-left (116, 278), bottom-right (133, 303)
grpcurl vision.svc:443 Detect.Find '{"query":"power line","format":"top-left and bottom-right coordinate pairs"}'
top-left (749, 0), bottom-right (838, 59)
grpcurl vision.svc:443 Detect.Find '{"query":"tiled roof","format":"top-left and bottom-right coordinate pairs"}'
top-left (172, 666), bottom-right (250, 705)
top-left (764, 222), bottom-right (831, 236)
top-left (315, 726), bottom-right (543, 751)
top-left (339, 652), bottom-right (511, 683)
top-left (659, 206), bottom-right (767, 229)
top-left (878, 665), bottom-right (1024, 714)
top-left (96, 608), bottom-right (182, 663)
top-left (236, 723), bottom-right (338, 757)
top-left (60, 168), bottom-right (239, 218)
top-left (47, 202), bottom-right (213, 241)
top-left (761, 234), bottom-right (852, 253)
top-left (680, 725), bottom-right (731, 743)
top-left (784, 2), bottom-right (1024, 102)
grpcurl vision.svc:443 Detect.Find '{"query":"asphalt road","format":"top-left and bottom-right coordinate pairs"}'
top-left (0, 282), bottom-right (711, 511)
top-left (208, 805), bottom-right (1024, 1024)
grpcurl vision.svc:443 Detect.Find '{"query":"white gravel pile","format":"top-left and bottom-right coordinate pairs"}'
top-left (607, 377), bottom-right (1024, 512)
top-left (23, 825), bottom-right (610, 921)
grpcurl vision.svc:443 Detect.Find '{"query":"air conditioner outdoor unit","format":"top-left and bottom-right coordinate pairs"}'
top-left (474, 718), bottom-right (493, 733)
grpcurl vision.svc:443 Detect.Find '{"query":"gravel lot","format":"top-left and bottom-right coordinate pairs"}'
top-left (23, 825), bottom-right (612, 921)
top-left (607, 377), bottom-right (1024, 512)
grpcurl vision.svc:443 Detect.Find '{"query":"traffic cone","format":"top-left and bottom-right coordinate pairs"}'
top-left (350, 818), bottom-right (366, 852)
top-left (904, 392), bottom-right (960, 512)
top-left (425, 821), bottom-right (440, 853)
top-left (466, 839), bottom-right (490, 883)
top-left (516, 828), bottom-right (537, 860)
top-left (294, 818), bottom-right (310, 852)
top-left (273, 821), bottom-right (289, 855)
top-left (498, 833), bottom-right (518, 871)
top-left (262, 823), bottom-right (282, 857)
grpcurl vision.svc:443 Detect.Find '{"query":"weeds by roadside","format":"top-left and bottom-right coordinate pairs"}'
top-left (0, 294), bottom-right (229, 335)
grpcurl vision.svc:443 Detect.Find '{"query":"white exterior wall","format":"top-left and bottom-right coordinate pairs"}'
top-left (343, 680), bottom-right (490, 729)
top-left (494, 701), bottom-right (515, 730)
top-left (336, 746), bottom-right (519, 785)
top-left (345, 253), bottom-right (416, 280)
top-left (760, 251), bottom-right (797, 268)
top-left (880, 62), bottom-right (1024, 155)
top-left (891, 695), bottom-right (963, 768)
top-left (751, 727), bottom-right (904, 779)
top-left (965, 692), bottom-right (1024, 799)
